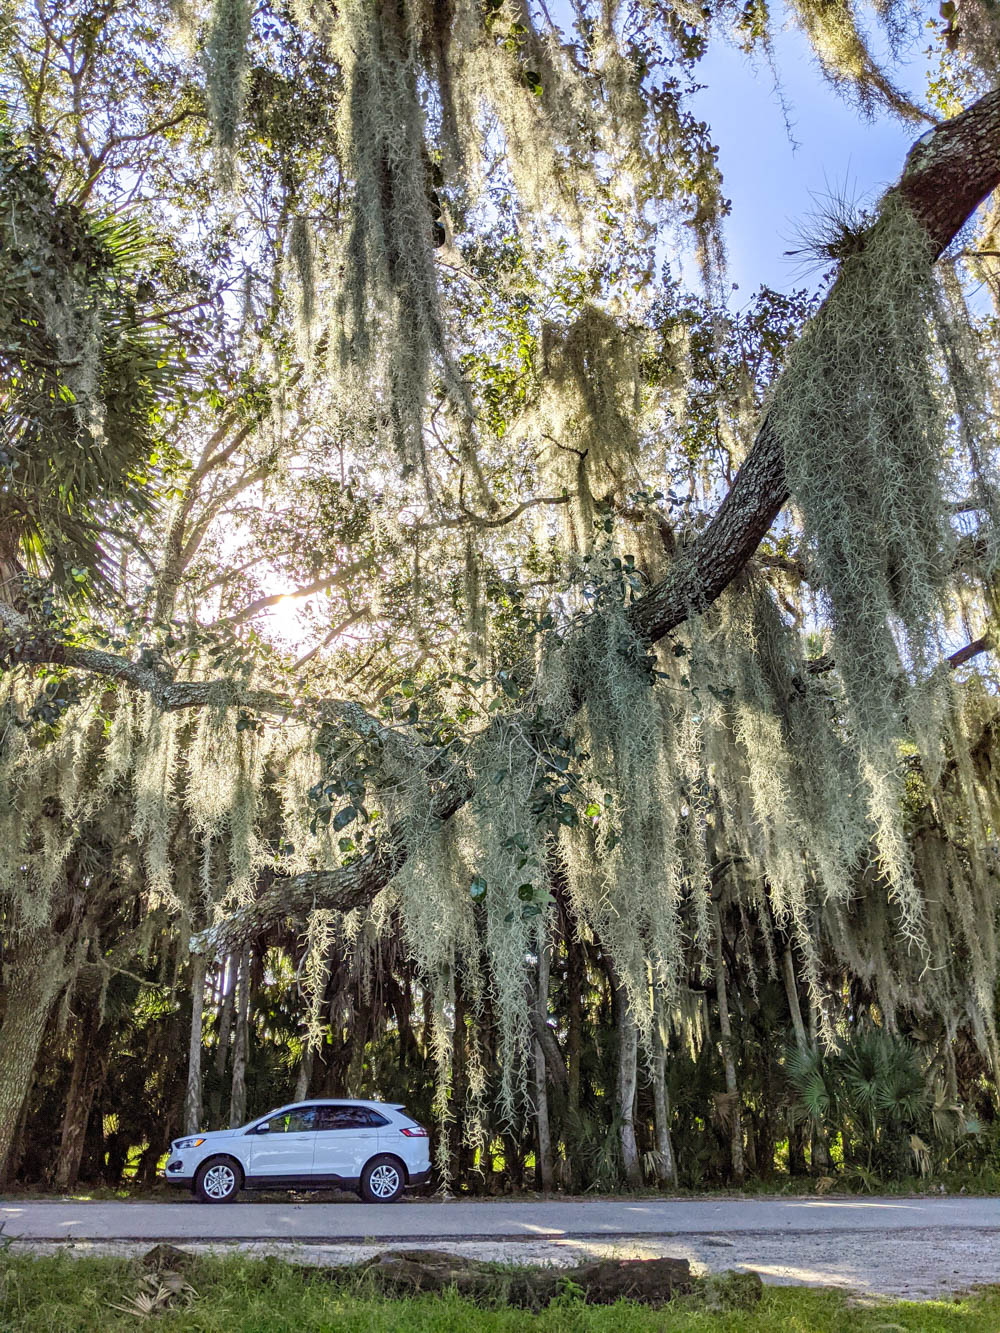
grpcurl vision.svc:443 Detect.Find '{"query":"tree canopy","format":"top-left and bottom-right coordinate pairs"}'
top-left (3, 0), bottom-right (1000, 1193)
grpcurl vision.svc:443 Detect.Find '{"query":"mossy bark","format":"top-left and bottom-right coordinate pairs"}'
top-left (227, 948), bottom-right (251, 1128)
top-left (0, 934), bottom-right (69, 1183)
top-left (184, 953), bottom-right (207, 1136)
top-left (294, 1045), bottom-right (314, 1102)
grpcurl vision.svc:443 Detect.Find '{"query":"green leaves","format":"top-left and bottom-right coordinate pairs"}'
top-left (469, 871), bottom-right (553, 923)
top-left (786, 1030), bottom-right (932, 1175)
top-left (496, 668), bottom-right (521, 699)
top-left (0, 142), bottom-right (190, 595)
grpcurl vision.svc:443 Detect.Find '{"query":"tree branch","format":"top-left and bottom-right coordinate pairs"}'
top-left (627, 89), bottom-right (1000, 648)
top-left (0, 600), bottom-right (408, 752)
top-left (946, 635), bottom-right (992, 670)
top-left (213, 561), bottom-right (374, 628)
top-left (6, 88), bottom-right (1000, 946)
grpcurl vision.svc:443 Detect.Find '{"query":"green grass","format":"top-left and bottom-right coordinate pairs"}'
top-left (1, 1254), bottom-right (998, 1332)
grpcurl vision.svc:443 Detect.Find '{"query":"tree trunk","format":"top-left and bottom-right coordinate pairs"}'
top-left (613, 978), bottom-right (642, 1188)
top-left (782, 948), bottom-right (808, 1052)
top-left (0, 935), bottom-right (69, 1184)
top-left (227, 949), bottom-right (251, 1128)
top-left (330, 1249), bottom-right (700, 1307)
top-left (788, 1120), bottom-right (808, 1176)
top-left (451, 984), bottom-right (472, 1184)
top-left (184, 953), bottom-right (207, 1135)
top-left (209, 954), bottom-right (235, 1127)
top-left (651, 1003), bottom-right (678, 1187)
top-left (54, 1002), bottom-right (103, 1191)
top-left (533, 934), bottom-right (554, 1192)
top-left (294, 1044), bottom-right (314, 1102)
top-left (811, 1124), bottom-right (831, 1172)
top-left (711, 901), bottom-right (744, 1185)
top-left (567, 936), bottom-right (583, 1119)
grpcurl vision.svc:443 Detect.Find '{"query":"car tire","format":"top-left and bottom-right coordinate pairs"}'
top-left (360, 1155), bottom-right (405, 1203)
top-left (195, 1157), bottom-right (242, 1203)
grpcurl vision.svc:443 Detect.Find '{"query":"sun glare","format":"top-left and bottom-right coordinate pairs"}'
top-left (264, 594), bottom-right (313, 650)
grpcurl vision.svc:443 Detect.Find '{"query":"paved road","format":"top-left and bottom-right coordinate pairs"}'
top-left (2, 1195), bottom-right (998, 1242)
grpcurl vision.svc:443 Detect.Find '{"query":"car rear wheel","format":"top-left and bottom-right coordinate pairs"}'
top-left (360, 1155), bottom-right (405, 1203)
top-left (195, 1157), bottom-right (242, 1203)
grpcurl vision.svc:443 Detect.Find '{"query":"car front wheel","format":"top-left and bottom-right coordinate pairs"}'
top-left (360, 1155), bottom-right (405, 1203)
top-left (195, 1158), bottom-right (242, 1203)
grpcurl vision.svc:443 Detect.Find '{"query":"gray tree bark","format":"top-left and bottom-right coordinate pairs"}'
top-left (209, 955), bottom-right (235, 1128)
top-left (533, 935), bottom-right (554, 1192)
top-left (614, 981), bottom-right (642, 1188)
top-left (651, 1001), bottom-right (678, 1188)
top-left (184, 953), bottom-right (207, 1135)
top-left (227, 949), bottom-right (251, 1128)
top-left (294, 1044), bottom-right (314, 1102)
top-left (711, 901), bottom-right (744, 1185)
top-left (782, 948), bottom-right (808, 1053)
top-left (782, 947), bottom-right (831, 1171)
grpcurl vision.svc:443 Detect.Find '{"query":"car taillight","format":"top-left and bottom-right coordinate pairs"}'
top-left (400, 1127), bottom-right (428, 1137)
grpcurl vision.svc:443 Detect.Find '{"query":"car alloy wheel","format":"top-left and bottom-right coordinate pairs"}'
top-left (369, 1163), bottom-right (401, 1199)
top-left (202, 1163), bottom-right (237, 1200)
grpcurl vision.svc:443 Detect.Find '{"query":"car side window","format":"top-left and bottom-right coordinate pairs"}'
top-left (263, 1107), bottom-right (317, 1133)
top-left (316, 1106), bottom-right (388, 1130)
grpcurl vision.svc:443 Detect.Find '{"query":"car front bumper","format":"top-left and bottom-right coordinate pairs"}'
top-left (163, 1157), bottom-right (195, 1184)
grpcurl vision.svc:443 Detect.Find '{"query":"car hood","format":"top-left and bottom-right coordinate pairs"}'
top-left (172, 1128), bottom-right (242, 1148)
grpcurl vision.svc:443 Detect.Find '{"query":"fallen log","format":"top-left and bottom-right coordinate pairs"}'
top-left (355, 1249), bottom-right (695, 1308)
top-left (140, 1244), bottom-right (764, 1311)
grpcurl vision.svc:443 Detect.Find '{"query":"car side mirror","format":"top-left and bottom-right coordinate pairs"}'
top-left (255, 1122), bottom-right (271, 1134)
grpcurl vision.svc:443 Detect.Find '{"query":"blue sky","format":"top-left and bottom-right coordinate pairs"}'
top-left (691, 22), bottom-right (928, 297)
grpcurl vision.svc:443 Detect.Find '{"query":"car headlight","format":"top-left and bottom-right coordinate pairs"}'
top-left (174, 1137), bottom-right (206, 1150)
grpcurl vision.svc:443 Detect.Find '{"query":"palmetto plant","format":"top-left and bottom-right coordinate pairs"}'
top-left (110, 1271), bottom-right (197, 1318)
top-left (0, 137), bottom-right (187, 594)
top-left (566, 1107), bottom-right (625, 1192)
top-left (786, 1028), bottom-right (930, 1175)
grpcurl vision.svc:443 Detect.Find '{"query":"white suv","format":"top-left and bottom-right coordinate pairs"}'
top-left (163, 1100), bottom-right (431, 1203)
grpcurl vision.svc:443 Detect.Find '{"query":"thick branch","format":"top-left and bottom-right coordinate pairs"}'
top-left (0, 601), bottom-right (403, 749)
top-left (627, 88), bottom-right (1000, 648)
